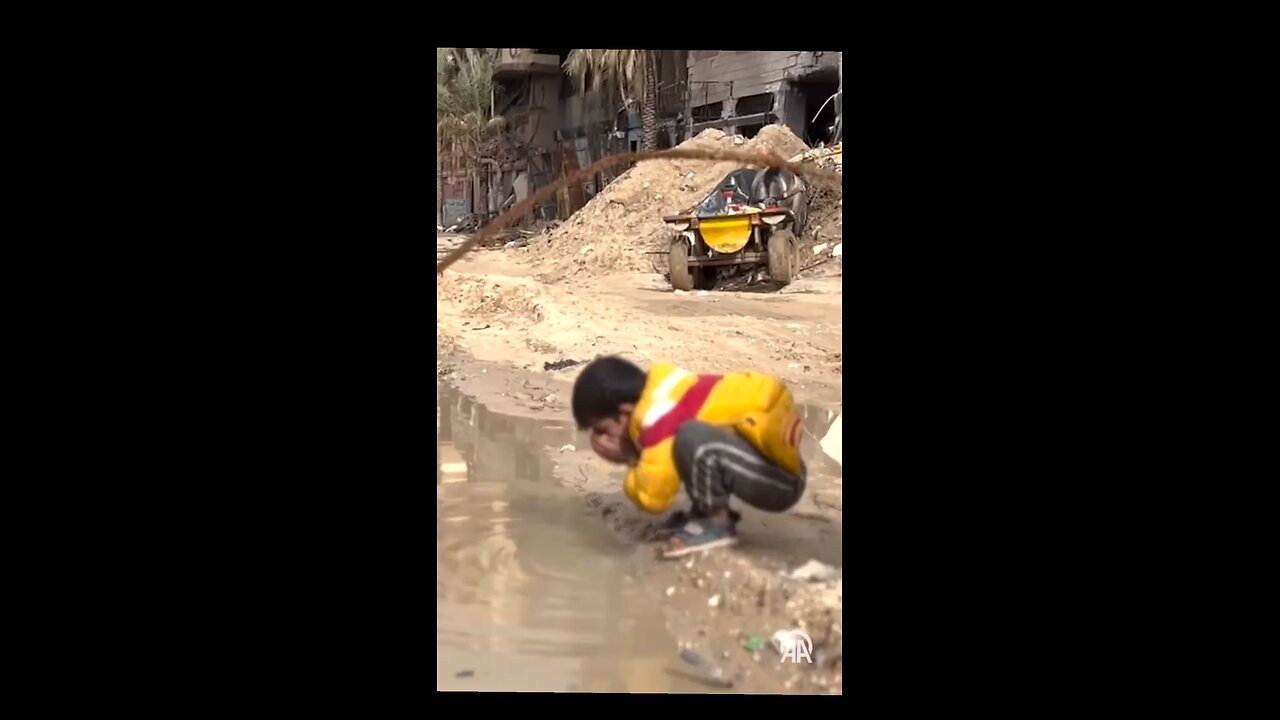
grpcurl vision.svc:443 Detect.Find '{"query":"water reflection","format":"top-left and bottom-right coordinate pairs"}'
top-left (435, 383), bottom-right (718, 693)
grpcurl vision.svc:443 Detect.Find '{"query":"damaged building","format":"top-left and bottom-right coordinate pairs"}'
top-left (438, 49), bottom-right (840, 229)
top-left (686, 50), bottom-right (841, 146)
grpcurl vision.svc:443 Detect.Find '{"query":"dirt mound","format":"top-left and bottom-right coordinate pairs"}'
top-left (528, 128), bottom-right (745, 279)
top-left (436, 273), bottom-right (549, 325)
top-left (529, 125), bottom-right (819, 281)
top-left (744, 124), bottom-right (809, 160)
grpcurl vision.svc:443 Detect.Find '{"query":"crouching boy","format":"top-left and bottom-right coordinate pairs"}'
top-left (571, 356), bottom-right (807, 558)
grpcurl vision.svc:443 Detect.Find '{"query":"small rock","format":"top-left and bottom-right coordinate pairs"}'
top-left (455, 670), bottom-right (474, 678)
top-left (708, 594), bottom-right (721, 608)
top-left (559, 444), bottom-right (575, 453)
top-left (789, 559), bottom-right (840, 582)
top-left (695, 578), bottom-right (706, 589)
top-left (666, 586), bottom-right (676, 597)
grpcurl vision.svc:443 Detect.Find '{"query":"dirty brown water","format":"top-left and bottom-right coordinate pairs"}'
top-left (436, 381), bottom-right (842, 692)
top-left (436, 383), bottom-right (721, 693)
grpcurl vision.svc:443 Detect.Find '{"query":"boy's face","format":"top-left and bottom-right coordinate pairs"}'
top-left (588, 403), bottom-right (637, 465)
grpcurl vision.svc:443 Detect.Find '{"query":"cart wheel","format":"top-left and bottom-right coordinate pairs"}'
top-left (669, 238), bottom-right (695, 291)
top-left (768, 229), bottom-right (797, 284)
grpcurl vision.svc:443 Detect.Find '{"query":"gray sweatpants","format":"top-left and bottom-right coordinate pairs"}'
top-left (673, 420), bottom-right (807, 515)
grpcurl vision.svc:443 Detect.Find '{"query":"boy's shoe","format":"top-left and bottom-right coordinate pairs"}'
top-left (660, 519), bottom-right (739, 559)
top-left (649, 509), bottom-right (741, 541)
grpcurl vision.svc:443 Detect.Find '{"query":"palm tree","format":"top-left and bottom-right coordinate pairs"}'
top-left (436, 48), bottom-right (502, 225)
top-left (562, 49), bottom-right (659, 152)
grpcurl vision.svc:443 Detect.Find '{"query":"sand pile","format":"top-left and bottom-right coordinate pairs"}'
top-left (531, 125), bottom-right (816, 280)
top-left (436, 273), bottom-right (548, 325)
top-left (530, 128), bottom-right (740, 278)
top-left (748, 124), bottom-right (810, 161)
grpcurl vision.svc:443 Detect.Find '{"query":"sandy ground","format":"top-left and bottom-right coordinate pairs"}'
top-left (437, 248), bottom-right (843, 397)
top-left (437, 244), bottom-right (843, 694)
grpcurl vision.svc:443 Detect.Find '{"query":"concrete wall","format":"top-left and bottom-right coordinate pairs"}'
top-left (687, 51), bottom-right (801, 106)
top-left (560, 88), bottom-right (614, 136)
top-left (526, 74), bottom-right (560, 149)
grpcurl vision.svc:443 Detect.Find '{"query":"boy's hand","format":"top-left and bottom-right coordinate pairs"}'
top-left (622, 439), bottom-right (640, 467)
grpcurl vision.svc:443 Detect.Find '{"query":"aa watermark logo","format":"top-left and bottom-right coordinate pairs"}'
top-left (776, 630), bottom-right (813, 663)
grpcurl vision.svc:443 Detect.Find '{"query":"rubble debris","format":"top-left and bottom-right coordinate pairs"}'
top-left (789, 559), bottom-right (840, 582)
top-left (543, 358), bottom-right (582, 371)
top-left (531, 125), bottom-right (816, 281)
top-left (788, 142), bottom-right (842, 173)
top-left (454, 669), bottom-right (475, 678)
top-left (770, 629), bottom-right (812, 657)
top-left (679, 649), bottom-right (734, 688)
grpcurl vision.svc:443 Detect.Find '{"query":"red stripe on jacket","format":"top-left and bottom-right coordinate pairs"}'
top-left (638, 375), bottom-right (722, 448)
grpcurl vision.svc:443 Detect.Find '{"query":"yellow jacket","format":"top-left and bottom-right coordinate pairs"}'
top-left (623, 361), bottom-right (804, 513)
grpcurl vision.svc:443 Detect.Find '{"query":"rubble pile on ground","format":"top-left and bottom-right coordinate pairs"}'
top-left (528, 128), bottom-right (743, 278)
top-left (530, 125), bottom-right (824, 280)
top-left (749, 124), bottom-right (810, 161)
top-left (436, 273), bottom-right (548, 326)
top-left (793, 142), bottom-right (842, 276)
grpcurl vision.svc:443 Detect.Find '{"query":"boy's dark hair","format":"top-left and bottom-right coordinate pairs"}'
top-left (571, 355), bottom-right (647, 429)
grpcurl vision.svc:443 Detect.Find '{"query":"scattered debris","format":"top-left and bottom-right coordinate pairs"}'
top-left (559, 444), bottom-right (575, 453)
top-left (455, 669), bottom-right (475, 678)
top-left (789, 559), bottom-right (840, 582)
top-left (770, 629), bottom-right (809, 656)
top-left (543, 358), bottom-right (582, 371)
top-left (708, 594), bottom-right (722, 608)
top-left (678, 649), bottom-right (734, 688)
top-left (666, 586), bottom-right (676, 597)
top-left (529, 125), bottom-right (816, 281)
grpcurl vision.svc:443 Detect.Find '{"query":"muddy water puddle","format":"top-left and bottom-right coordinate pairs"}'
top-left (436, 383), bottom-right (719, 693)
